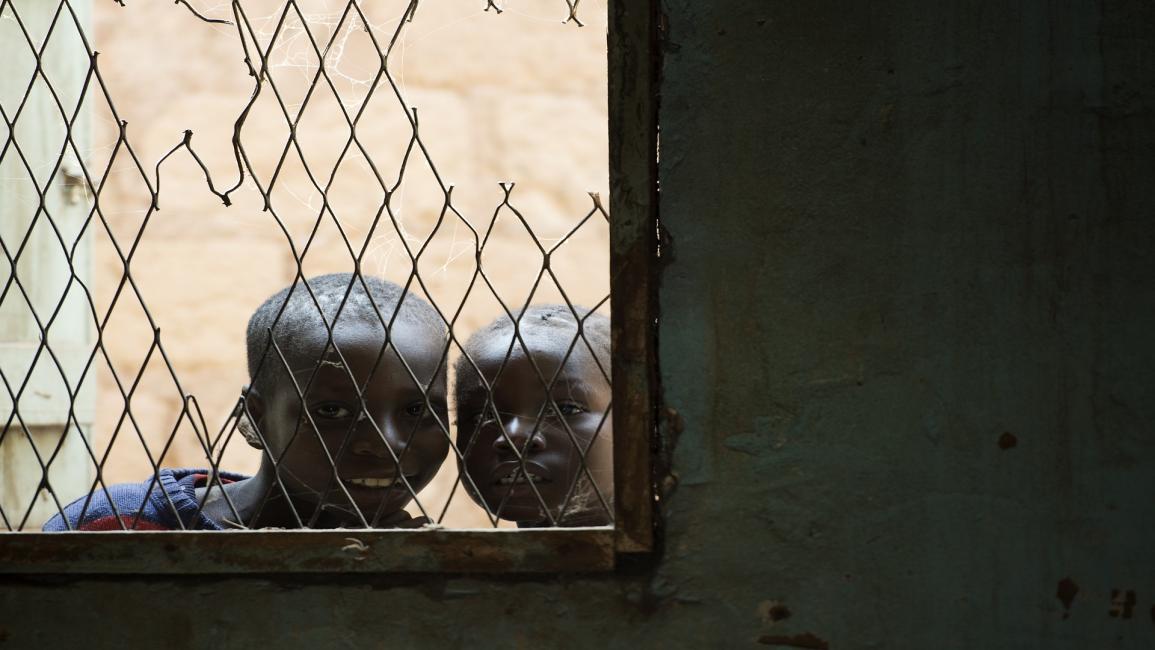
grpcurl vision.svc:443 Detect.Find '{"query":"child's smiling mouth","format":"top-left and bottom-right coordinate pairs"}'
top-left (343, 476), bottom-right (415, 489)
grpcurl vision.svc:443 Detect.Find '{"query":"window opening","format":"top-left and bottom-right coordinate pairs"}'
top-left (0, 0), bottom-right (628, 542)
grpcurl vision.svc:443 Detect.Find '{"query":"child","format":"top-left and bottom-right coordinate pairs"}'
top-left (454, 305), bottom-right (612, 527)
top-left (44, 273), bottom-right (450, 530)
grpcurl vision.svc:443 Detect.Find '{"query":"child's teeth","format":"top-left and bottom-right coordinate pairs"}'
top-left (349, 477), bottom-right (396, 488)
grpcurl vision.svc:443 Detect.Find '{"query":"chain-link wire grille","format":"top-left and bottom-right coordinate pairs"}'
top-left (0, 0), bottom-right (611, 531)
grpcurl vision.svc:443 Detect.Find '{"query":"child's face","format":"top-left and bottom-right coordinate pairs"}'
top-left (256, 318), bottom-right (449, 524)
top-left (456, 328), bottom-right (612, 524)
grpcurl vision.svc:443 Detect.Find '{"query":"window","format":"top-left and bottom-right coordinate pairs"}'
top-left (0, 0), bottom-right (656, 573)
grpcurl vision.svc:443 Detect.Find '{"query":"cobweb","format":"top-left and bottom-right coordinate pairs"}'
top-left (144, 0), bottom-right (602, 282)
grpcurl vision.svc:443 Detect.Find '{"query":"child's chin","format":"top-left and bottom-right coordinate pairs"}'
top-left (314, 492), bottom-right (413, 523)
top-left (489, 499), bottom-right (549, 523)
top-left (354, 495), bottom-right (413, 517)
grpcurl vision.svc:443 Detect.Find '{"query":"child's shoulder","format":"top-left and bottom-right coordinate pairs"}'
top-left (41, 468), bottom-right (248, 531)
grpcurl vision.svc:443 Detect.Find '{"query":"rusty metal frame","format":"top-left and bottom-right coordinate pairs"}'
top-left (607, 0), bottom-right (659, 556)
top-left (0, 0), bottom-right (658, 575)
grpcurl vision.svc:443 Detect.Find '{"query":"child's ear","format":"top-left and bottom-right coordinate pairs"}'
top-left (237, 386), bottom-right (266, 450)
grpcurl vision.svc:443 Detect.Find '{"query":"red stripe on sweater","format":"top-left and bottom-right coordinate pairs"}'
top-left (77, 515), bottom-right (171, 531)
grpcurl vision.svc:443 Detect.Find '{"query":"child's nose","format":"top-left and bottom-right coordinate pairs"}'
top-left (350, 433), bottom-right (391, 458)
top-left (492, 416), bottom-right (546, 454)
top-left (350, 419), bottom-right (398, 458)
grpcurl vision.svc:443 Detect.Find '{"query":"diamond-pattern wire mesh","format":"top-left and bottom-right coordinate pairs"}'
top-left (0, 0), bottom-right (612, 531)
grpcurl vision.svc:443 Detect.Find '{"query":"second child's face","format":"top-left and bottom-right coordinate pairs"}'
top-left (456, 328), bottom-right (612, 525)
top-left (257, 318), bottom-right (449, 525)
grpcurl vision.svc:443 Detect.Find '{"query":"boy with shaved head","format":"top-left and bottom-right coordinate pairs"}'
top-left (454, 305), bottom-right (613, 527)
top-left (45, 273), bottom-right (450, 530)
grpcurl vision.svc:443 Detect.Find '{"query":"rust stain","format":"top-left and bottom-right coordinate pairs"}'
top-left (1056, 578), bottom-right (1079, 619)
top-left (1109, 589), bottom-right (1136, 619)
top-left (997, 432), bottom-right (1017, 450)
top-left (757, 600), bottom-right (793, 624)
top-left (768, 604), bottom-right (793, 622)
top-left (757, 632), bottom-right (828, 649)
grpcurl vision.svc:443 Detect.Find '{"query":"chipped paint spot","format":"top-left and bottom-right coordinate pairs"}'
top-left (340, 538), bottom-right (369, 562)
top-left (663, 406), bottom-right (685, 435)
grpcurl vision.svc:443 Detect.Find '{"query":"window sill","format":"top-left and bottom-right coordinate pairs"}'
top-left (0, 527), bottom-right (615, 574)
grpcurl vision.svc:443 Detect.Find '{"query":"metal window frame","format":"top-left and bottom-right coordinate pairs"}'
top-left (0, 0), bottom-right (658, 575)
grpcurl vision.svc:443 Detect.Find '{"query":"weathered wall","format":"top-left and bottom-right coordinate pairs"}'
top-left (3, 0), bottom-right (1155, 648)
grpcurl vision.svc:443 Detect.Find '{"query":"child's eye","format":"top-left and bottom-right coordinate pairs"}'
top-left (404, 401), bottom-right (427, 417)
top-left (313, 403), bottom-right (353, 419)
top-left (558, 401), bottom-right (586, 416)
top-left (545, 399), bottom-right (586, 420)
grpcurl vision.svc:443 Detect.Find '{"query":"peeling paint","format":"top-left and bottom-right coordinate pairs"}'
top-left (1109, 589), bottom-right (1137, 619)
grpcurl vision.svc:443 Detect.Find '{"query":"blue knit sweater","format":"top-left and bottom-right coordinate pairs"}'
top-left (42, 468), bottom-right (249, 531)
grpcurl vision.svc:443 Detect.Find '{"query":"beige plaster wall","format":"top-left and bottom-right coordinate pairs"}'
top-left (86, 0), bottom-right (608, 527)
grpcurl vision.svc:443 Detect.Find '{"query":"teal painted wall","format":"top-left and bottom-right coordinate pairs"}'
top-left (3, 1), bottom-right (1154, 648)
top-left (657, 0), bottom-right (1154, 646)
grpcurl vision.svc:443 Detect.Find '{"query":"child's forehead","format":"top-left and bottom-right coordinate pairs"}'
top-left (474, 324), bottom-right (574, 359)
top-left (470, 326), bottom-right (604, 380)
top-left (291, 316), bottom-right (437, 353)
top-left (279, 317), bottom-right (444, 380)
